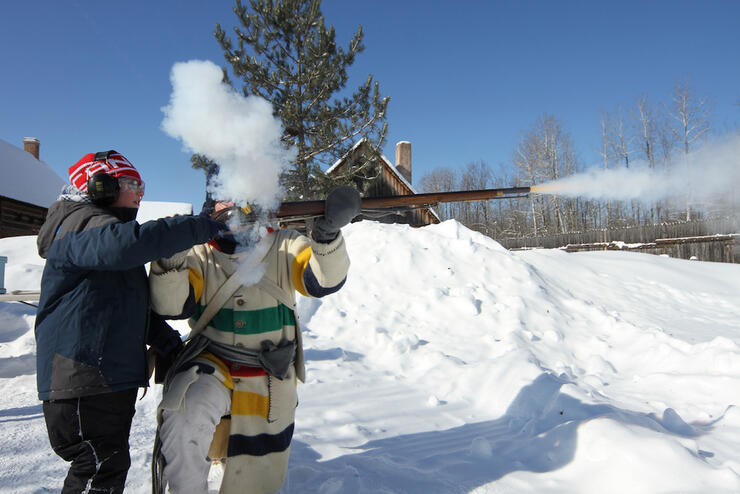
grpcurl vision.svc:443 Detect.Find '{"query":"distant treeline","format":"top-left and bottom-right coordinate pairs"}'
top-left (497, 217), bottom-right (739, 249)
top-left (419, 80), bottom-right (739, 239)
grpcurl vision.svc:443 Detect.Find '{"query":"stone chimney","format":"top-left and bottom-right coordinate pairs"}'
top-left (395, 141), bottom-right (412, 183)
top-left (23, 137), bottom-right (40, 160)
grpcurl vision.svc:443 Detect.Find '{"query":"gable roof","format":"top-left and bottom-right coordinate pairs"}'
top-left (327, 138), bottom-right (417, 194)
top-left (0, 138), bottom-right (66, 208)
top-left (327, 138), bottom-right (440, 224)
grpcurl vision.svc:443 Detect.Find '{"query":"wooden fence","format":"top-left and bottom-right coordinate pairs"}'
top-left (496, 218), bottom-right (740, 263)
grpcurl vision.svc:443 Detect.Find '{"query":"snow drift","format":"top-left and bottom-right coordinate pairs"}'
top-left (1, 219), bottom-right (740, 493)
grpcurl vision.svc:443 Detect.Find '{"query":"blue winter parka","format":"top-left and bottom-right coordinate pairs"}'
top-left (35, 200), bottom-right (214, 400)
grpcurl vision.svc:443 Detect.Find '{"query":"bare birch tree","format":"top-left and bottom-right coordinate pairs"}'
top-left (597, 111), bottom-right (613, 227)
top-left (608, 106), bottom-right (638, 225)
top-left (418, 166), bottom-right (457, 220)
top-left (513, 114), bottom-right (577, 235)
top-left (514, 131), bottom-right (545, 235)
top-left (633, 95), bottom-right (660, 222)
top-left (670, 79), bottom-right (712, 220)
top-left (459, 161), bottom-right (493, 233)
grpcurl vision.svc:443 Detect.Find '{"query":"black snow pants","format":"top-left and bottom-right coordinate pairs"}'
top-left (42, 388), bottom-right (138, 494)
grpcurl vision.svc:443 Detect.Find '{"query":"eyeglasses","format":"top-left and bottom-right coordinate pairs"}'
top-left (118, 177), bottom-right (145, 194)
top-left (212, 205), bottom-right (256, 226)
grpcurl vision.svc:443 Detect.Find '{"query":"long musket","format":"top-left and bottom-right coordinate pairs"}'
top-left (276, 186), bottom-right (531, 220)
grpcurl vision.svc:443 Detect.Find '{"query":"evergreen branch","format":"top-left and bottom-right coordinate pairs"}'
top-left (302, 110), bottom-right (386, 162)
top-left (215, 0), bottom-right (389, 199)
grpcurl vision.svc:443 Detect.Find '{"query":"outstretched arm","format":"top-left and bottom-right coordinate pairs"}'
top-left (47, 215), bottom-right (225, 271)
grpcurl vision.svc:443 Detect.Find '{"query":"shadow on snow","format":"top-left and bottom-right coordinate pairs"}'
top-left (284, 372), bottom-right (715, 493)
top-left (0, 403), bottom-right (43, 423)
top-left (0, 353), bottom-right (36, 378)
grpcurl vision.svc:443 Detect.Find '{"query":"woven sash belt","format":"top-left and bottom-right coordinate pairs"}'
top-left (207, 338), bottom-right (296, 380)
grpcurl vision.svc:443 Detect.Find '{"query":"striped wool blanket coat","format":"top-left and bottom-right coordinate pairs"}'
top-left (150, 228), bottom-right (350, 493)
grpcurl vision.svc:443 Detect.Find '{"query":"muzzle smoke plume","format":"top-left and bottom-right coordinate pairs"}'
top-left (161, 60), bottom-right (296, 212)
top-left (534, 134), bottom-right (740, 208)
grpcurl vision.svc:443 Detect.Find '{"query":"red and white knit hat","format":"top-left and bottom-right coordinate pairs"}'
top-left (68, 151), bottom-right (142, 193)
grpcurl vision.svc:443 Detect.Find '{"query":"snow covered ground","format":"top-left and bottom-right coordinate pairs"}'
top-left (2, 218), bottom-right (740, 493)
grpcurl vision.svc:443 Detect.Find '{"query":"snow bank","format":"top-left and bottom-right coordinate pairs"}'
top-left (1, 220), bottom-right (740, 492)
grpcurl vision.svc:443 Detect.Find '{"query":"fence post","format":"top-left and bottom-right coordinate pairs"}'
top-left (0, 256), bottom-right (6, 294)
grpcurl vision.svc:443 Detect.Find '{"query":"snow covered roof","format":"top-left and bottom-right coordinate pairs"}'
top-left (327, 138), bottom-right (419, 194)
top-left (328, 138), bottom-right (441, 223)
top-left (0, 138), bottom-right (66, 208)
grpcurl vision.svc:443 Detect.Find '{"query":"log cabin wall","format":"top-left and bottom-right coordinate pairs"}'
top-left (0, 196), bottom-right (48, 238)
top-left (343, 143), bottom-right (438, 227)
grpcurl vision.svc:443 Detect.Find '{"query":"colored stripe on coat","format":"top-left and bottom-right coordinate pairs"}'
top-left (227, 423), bottom-right (294, 457)
top-left (192, 304), bottom-right (296, 335)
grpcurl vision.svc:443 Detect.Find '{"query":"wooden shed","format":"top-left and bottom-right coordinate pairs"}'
top-left (327, 139), bottom-right (439, 227)
top-left (0, 138), bottom-right (66, 238)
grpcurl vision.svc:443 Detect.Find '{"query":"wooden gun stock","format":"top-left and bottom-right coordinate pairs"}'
top-left (276, 186), bottom-right (531, 219)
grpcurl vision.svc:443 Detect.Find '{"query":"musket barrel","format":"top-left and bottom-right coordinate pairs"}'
top-left (276, 186), bottom-right (531, 219)
top-left (276, 200), bottom-right (326, 218)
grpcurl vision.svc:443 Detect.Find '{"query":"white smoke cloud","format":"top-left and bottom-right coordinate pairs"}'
top-left (537, 134), bottom-right (740, 208)
top-left (161, 60), bottom-right (296, 211)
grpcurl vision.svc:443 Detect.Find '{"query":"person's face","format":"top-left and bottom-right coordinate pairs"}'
top-left (212, 202), bottom-right (252, 231)
top-left (112, 177), bottom-right (145, 208)
top-left (213, 201), bottom-right (235, 214)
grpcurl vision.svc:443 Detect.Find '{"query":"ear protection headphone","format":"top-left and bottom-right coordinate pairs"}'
top-left (87, 150), bottom-right (120, 207)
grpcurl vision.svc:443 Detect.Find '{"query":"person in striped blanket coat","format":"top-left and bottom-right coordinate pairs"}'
top-left (150, 186), bottom-right (360, 494)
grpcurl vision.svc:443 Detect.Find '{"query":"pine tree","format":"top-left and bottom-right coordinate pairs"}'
top-left (215, 0), bottom-right (390, 200)
top-left (190, 153), bottom-right (218, 209)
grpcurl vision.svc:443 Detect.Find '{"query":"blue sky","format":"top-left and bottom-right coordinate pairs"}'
top-left (1, 0), bottom-right (738, 207)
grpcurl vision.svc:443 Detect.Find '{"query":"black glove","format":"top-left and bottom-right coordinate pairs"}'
top-left (154, 340), bottom-right (184, 384)
top-left (312, 186), bottom-right (361, 243)
top-left (147, 311), bottom-right (185, 384)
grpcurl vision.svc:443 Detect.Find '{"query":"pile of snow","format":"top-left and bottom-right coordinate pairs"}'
top-left (1, 220), bottom-right (740, 493)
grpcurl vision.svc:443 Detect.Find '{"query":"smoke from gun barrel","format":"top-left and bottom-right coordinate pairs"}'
top-left (276, 186), bottom-right (532, 219)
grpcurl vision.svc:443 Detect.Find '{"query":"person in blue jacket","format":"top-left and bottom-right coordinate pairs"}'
top-left (34, 150), bottom-right (227, 494)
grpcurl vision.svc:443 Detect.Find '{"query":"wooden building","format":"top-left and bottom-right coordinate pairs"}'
top-left (0, 138), bottom-right (66, 238)
top-left (327, 139), bottom-right (439, 227)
